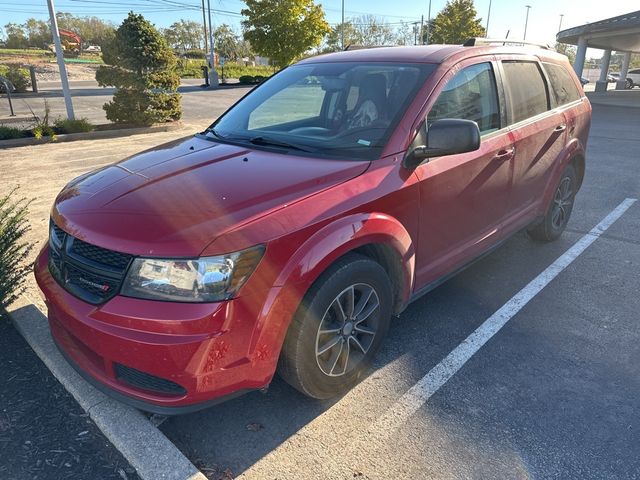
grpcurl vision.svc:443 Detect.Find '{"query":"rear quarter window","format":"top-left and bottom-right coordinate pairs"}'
top-left (543, 62), bottom-right (581, 106)
top-left (501, 61), bottom-right (549, 124)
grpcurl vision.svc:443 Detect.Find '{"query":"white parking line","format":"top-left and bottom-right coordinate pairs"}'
top-left (367, 197), bottom-right (638, 439)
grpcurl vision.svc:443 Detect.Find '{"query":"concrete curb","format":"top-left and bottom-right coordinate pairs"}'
top-left (0, 122), bottom-right (185, 149)
top-left (8, 298), bottom-right (206, 480)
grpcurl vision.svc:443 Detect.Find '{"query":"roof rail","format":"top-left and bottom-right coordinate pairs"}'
top-left (463, 38), bottom-right (552, 49)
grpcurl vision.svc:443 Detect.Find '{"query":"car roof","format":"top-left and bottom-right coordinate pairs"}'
top-left (298, 44), bottom-right (569, 66)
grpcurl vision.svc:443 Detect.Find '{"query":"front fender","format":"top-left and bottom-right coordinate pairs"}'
top-left (246, 212), bottom-right (415, 367)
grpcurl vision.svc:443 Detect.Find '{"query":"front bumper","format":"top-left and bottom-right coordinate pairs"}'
top-left (34, 245), bottom-right (276, 413)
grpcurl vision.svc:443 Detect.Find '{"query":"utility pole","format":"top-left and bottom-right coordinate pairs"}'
top-left (486, 0), bottom-right (492, 37)
top-left (558, 14), bottom-right (564, 32)
top-left (46, 0), bottom-right (74, 119)
top-left (420, 15), bottom-right (424, 44)
top-left (425, 0), bottom-right (432, 45)
top-left (523, 5), bottom-right (531, 41)
top-left (341, 0), bottom-right (345, 50)
top-left (206, 0), bottom-right (219, 88)
top-left (201, 0), bottom-right (208, 53)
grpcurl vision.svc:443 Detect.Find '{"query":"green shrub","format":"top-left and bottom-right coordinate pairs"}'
top-left (239, 75), bottom-right (255, 84)
top-left (54, 118), bottom-right (94, 134)
top-left (96, 13), bottom-right (181, 125)
top-left (0, 126), bottom-right (25, 140)
top-left (0, 189), bottom-right (33, 317)
top-left (0, 64), bottom-right (31, 92)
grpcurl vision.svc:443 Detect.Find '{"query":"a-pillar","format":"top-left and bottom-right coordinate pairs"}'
top-left (595, 49), bottom-right (611, 92)
top-left (616, 52), bottom-right (632, 90)
top-left (573, 36), bottom-right (588, 77)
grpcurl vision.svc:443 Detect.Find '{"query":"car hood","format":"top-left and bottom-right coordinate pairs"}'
top-left (53, 135), bottom-right (369, 257)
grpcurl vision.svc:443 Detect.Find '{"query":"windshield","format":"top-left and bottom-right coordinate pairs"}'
top-left (206, 62), bottom-right (436, 160)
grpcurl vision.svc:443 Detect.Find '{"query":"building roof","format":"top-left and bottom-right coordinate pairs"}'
top-left (557, 10), bottom-right (640, 52)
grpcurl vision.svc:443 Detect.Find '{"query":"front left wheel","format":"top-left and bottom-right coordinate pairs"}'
top-left (277, 254), bottom-right (393, 399)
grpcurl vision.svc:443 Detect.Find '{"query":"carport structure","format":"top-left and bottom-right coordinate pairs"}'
top-left (557, 10), bottom-right (640, 92)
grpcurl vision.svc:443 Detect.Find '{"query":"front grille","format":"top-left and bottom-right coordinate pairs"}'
top-left (70, 239), bottom-right (132, 271)
top-left (115, 363), bottom-right (186, 396)
top-left (48, 220), bottom-right (133, 304)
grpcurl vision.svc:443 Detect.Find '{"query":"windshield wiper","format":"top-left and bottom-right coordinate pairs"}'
top-left (249, 136), bottom-right (316, 153)
top-left (204, 127), bottom-right (227, 140)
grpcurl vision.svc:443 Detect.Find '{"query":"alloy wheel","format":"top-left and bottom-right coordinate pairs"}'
top-left (551, 176), bottom-right (574, 229)
top-left (315, 283), bottom-right (381, 377)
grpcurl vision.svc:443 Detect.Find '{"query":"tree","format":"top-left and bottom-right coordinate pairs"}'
top-left (56, 13), bottom-right (115, 47)
top-left (3, 23), bottom-right (28, 49)
top-left (163, 19), bottom-right (203, 51)
top-left (323, 21), bottom-right (359, 52)
top-left (430, 0), bottom-right (485, 45)
top-left (96, 13), bottom-right (181, 125)
top-left (352, 15), bottom-right (396, 47)
top-left (555, 43), bottom-right (576, 64)
top-left (242, 0), bottom-right (330, 68)
top-left (213, 24), bottom-right (242, 60)
top-left (23, 19), bottom-right (50, 48)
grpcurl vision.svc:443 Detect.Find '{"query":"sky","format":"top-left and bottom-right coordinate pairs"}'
top-left (1, 0), bottom-right (638, 57)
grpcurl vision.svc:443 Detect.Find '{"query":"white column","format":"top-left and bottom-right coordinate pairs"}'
top-left (616, 52), bottom-right (632, 90)
top-left (595, 49), bottom-right (611, 92)
top-left (598, 50), bottom-right (611, 82)
top-left (573, 35), bottom-right (588, 78)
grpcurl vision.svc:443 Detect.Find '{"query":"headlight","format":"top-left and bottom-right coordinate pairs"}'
top-left (121, 246), bottom-right (264, 302)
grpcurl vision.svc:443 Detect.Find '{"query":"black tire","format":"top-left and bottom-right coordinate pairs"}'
top-left (527, 163), bottom-right (577, 242)
top-left (626, 79), bottom-right (633, 89)
top-left (277, 253), bottom-right (393, 399)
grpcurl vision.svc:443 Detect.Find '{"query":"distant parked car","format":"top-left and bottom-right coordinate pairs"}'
top-left (608, 72), bottom-right (633, 89)
top-left (627, 69), bottom-right (640, 88)
top-left (83, 45), bottom-right (101, 53)
top-left (580, 77), bottom-right (589, 86)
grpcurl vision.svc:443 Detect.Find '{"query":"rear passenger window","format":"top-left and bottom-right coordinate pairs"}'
top-left (502, 61), bottom-right (549, 124)
top-left (543, 62), bottom-right (581, 106)
top-left (428, 62), bottom-right (500, 135)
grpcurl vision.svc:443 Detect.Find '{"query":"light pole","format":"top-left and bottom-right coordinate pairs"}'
top-left (486, 0), bottom-right (492, 37)
top-left (206, 0), bottom-right (219, 88)
top-left (425, 0), bottom-right (432, 44)
top-left (46, 0), bottom-right (74, 119)
top-left (201, 0), bottom-right (208, 54)
top-left (523, 5), bottom-right (531, 41)
top-left (341, 0), bottom-right (345, 50)
top-left (558, 13), bottom-right (564, 32)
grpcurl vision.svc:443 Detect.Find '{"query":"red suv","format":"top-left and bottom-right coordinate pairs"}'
top-left (35, 44), bottom-right (591, 413)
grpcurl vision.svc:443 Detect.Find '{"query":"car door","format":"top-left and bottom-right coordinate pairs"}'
top-left (412, 59), bottom-right (514, 288)
top-left (498, 58), bottom-right (568, 231)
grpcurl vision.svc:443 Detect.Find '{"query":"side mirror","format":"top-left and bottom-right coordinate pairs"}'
top-left (403, 119), bottom-right (481, 169)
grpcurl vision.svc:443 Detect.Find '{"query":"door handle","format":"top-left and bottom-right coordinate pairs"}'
top-left (554, 124), bottom-right (567, 133)
top-left (492, 148), bottom-right (515, 162)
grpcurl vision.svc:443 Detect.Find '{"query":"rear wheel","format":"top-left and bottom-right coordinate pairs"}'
top-left (528, 163), bottom-right (577, 242)
top-left (278, 254), bottom-right (392, 399)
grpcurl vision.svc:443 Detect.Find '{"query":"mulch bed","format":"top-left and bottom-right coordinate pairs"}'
top-left (0, 318), bottom-right (139, 480)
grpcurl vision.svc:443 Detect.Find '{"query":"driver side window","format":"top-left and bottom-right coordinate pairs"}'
top-left (428, 63), bottom-right (500, 135)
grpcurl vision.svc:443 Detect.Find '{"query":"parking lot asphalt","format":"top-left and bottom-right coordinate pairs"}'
top-left (0, 81), bottom-right (251, 125)
top-left (154, 104), bottom-right (640, 479)
top-left (2, 99), bottom-right (639, 480)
